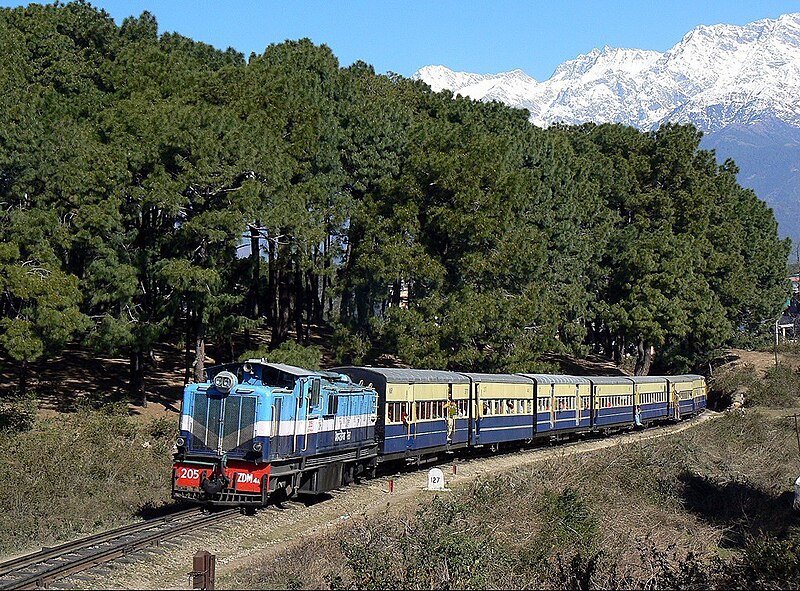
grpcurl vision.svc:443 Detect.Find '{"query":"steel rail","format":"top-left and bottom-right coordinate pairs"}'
top-left (0, 509), bottom-right (238, 590)
top-left (0, 508), bottom-right (199, 579)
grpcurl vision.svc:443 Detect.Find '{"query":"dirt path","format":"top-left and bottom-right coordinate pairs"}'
top-left (716, 347), bottom-right (800, 375)
top-left (73, 411), bottom-right (721, 591)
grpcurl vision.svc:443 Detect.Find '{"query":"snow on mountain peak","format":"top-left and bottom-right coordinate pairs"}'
top-left (413, 12), bottom-right (800, 132)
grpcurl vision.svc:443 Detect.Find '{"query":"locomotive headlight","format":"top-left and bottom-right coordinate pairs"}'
top-left (252, 441), bottom-right (263, 452)
top-left (213, 370), bottom-right (238, 394)
top-left (176, 436), bottom-right (186, 448)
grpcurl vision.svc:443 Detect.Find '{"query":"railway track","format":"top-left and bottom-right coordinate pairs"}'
top-left (0, 508), bottom-right (240, 590)
top-left (0, 412), bottom-right (718, 590)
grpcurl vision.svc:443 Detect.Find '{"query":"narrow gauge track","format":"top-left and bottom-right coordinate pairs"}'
top-left (0, 508), bottom-right (239, 590)
top-left (2, 412), bottom-right (718, 590)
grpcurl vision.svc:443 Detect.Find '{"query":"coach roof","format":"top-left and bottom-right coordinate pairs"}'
top-left (629, 376), bottom-right (669, 384)
top-left (246, 360), bottom-right (323, 377)
top-left (460, 372), bottom-right (533, 384)
top-left (665, 374), bottom-right (705, 382)
top-left (518, 374), bottom-right (591, 385)
top-left (333, 367), bottom-right (470, 384)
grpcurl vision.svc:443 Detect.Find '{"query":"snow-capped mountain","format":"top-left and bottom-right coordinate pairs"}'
top-left (414, 14), bottom-right (800, 244)
top-left (414, 13), bottom-right (800, 132)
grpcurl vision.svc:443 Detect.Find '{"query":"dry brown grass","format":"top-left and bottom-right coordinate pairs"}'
top-left (221, 408), bottom-right (800, 590)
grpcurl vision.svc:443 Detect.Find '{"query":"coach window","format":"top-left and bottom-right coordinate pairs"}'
top-left (387, 402), bottom-right (404, 423)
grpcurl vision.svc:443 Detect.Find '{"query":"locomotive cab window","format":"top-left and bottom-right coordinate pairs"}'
top-left (311, 378), bottom-right (321, 407)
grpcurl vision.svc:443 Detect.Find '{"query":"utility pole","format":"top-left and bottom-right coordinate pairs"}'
top-left (775, 315), bottom-right (780, 368)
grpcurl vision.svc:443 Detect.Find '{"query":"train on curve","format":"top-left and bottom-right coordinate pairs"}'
top-left (171, 360), bottom-right (707, 507)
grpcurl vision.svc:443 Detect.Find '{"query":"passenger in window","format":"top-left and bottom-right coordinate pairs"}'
top-left (400, 408), bottom-right (409, 426)
top-left (506, 400), bottom-right (515, 413)
top-left (387, 405), bottom-right (395, 423)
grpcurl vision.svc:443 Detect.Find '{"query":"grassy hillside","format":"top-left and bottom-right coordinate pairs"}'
top-left (220, 364), bottom-right (800, 590)
top-left (0, 405), bottom-right (177, 555)
top-left (221, 410), bottom-right (800, 589)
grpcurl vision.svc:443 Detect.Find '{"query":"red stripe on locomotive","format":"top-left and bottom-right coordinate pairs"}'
top-left (173, 461), bottom-right (271, 493)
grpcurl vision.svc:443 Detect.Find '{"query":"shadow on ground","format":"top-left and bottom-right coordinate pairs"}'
top-left (679, 471), bottom-right (800, 547)
top-left (0, 343), bottom-right (185, 415)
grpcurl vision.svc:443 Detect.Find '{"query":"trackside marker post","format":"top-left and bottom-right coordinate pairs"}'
top-left (389, 479), bottom-right (394, 493)
top-left (190, 550), bottom-right (215, 590)
top-left (426, 468), bottom-right (448, 491)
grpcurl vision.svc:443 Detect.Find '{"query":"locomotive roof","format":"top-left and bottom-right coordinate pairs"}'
top-left (333, 367), bottom-right (470, 384)
top-left (245, 360), bottom-right (323, 377)
top-left (518, 373), bottom-right (591, 385)
top-left (460, 372), bottom-right (533, 384)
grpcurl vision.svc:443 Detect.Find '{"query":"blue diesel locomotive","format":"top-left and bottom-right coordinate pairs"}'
top-left (172, 361), bottom-right (707, 507)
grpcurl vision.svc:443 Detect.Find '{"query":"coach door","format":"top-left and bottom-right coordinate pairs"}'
top-left (334, 392), bottom-right (352, 445)
top-left (404, 384), bottom-right (416, 449)
top-left (272, 397), bottom-right (284, 458)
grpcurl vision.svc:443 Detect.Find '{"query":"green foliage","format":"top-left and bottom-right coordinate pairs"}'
top-left (239, 340), bottom-right (322, 370)
top-left (0, 394), bottom-right (37, 433)
top-left (331, 322), bottom-right (370, 366)
top-left (0, 0), bottom-right (790, 382)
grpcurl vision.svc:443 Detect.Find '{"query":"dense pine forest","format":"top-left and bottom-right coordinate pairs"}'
top-left (0, 2), bottom-right (791, 404)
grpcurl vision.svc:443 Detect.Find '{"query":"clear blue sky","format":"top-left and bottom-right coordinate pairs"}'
top-left (3, 1), bottom-right (799, 80)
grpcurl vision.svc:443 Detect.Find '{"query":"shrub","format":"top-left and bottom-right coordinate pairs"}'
top-left (748, 365), bottom-right (800, 408)
top-left (718, 535), bottom-right (800, 590)
top-left (0, 409), bottom-right (175, 553)
top-left (147, 416), bottom-right (176, 440)
top-left (239, 340), bottom-right (322, 370)
top-left (0, 395), bottom-right (37, 433)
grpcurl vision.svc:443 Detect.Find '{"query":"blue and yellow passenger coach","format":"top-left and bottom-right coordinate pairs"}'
top-left (331, 367), bottom-right (471, 459)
